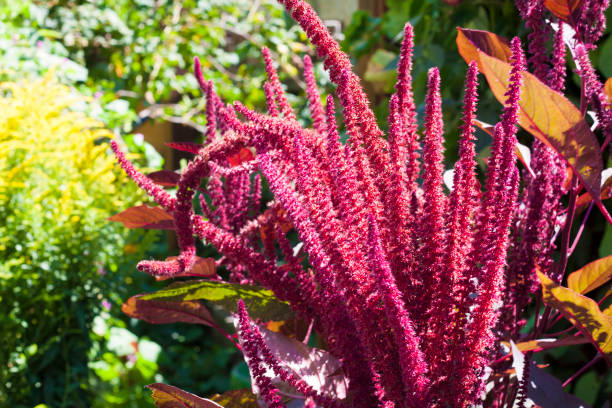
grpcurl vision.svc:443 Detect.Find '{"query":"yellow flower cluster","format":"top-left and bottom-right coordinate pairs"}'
top-left (0, 73), bottom-right (137, 228)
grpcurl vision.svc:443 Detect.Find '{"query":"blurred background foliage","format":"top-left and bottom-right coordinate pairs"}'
top-left (1, 0), bottom-right (611, 407)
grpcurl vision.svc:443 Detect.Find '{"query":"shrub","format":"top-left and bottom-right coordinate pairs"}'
top-left (0, 74), bottom-right (152, 407)
top-left (113, 0), bottom-right (612, 406)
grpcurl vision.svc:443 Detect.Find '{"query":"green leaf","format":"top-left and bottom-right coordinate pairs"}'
top-left (147, 383), bottom-right (222, 408)
top-left (538, 271), bottom-right (612, 366)
top-left (567, 254), bottom-right (612, 294)
top-left (141, 280), bottom-right (294, 321)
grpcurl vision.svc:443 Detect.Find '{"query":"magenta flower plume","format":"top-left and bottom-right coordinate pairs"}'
top-left (110, 140), bottom-right (176, 210)
top-left (114, 3), bottom-right (552, 406)
top-left (427, 63), bottom-right (480, 397)
top-left (415, 67), bottom-right (447, 334)
top-left (456, 37), bottom-right (524, 403)
top-left (547, 20), bottom-right (567, 92)
top-left (303, 55), bottom-right (327, 135)
top-left (366, 215), bottom-right (429, 406)
top-left (577, 0), bottom-right (610, 47)
top-left (262, 47), bottom-right (296, 122)
top-left (392, 23), bottom-right (419, 188)
top-left (235, 300), bottom-right (284, 408)
top-left (574, 44), bottom-right (612, 140)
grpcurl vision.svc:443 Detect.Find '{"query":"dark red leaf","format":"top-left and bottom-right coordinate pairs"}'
top-left (108, 205), bottom-right (175, 229)
top-left (166, 141), bottom-right (204, 154)
top-left (122, 295), bottom-right (216, 326)
top-left (543, 0), bottom-right (585, 23)
top-left (148, 170), bottom-right (180, 187)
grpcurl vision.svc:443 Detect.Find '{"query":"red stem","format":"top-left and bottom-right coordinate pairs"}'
top-left (562, 354), bottom-right (602, 388)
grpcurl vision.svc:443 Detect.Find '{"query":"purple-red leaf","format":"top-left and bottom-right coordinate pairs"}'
top-left (457, 28), bottom-right (603, 205)
top-left (155, 257), bottom-right (217, 281)
top-left (576, 169), bottom-right (612, 209)
top-left (122, 295), bottom-right (216, 327)
top-left (511, 342), bottom-right (591, 407)
top-left (147, 383), bottom-right (222, 408)
top-left (166, 141), bottom-right (204, 154)
top-left (108, 205), bottom-right (175, 229)
top-left (543, 0), bottom-right (585, 23)
top-left (538, 271), bottom-right (612, 366)
top-left (148, 170), bottom-right (180, 187)
top-left (242, 325), bottom-right (347, 399)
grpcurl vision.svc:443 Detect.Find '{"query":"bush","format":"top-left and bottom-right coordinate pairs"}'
top-left (0, 74), bottom-right (153, 407)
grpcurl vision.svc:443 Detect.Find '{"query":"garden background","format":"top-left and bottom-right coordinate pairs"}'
top-left (1, 0), bottom-right (611, 407)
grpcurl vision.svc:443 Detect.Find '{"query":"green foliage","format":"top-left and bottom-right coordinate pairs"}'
top-left (2, 0), bottom-right (327, 133)
top-left (342, 0), bottom-right (522, 159)
top-left (0, 74), bottom-right (155, 407)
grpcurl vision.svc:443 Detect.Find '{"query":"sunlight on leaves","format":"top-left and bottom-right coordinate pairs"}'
top-left (209, 389), bottom-right (258, 407)
top-left (538, 271), bottom-right (612, 366)
top-left (567, 254), bottom-right (612, 294)
top-left (142, 280), bottom-right (294, 321)
top-left (147, 383), bottom-right (222, 408)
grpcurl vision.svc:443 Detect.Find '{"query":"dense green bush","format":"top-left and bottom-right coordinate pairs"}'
top-left (0, 74), bottom-right (155, 407)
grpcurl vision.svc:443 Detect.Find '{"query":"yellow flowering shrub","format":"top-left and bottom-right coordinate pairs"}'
top-left (0, 74), bottom-right (153, 407)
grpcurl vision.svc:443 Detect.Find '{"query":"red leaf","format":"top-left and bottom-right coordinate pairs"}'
top-left (456, 28), bottom-right (512, 66)
top-left (166, 141), bottom-right (204, 154)
top-left (543, 0), bottom-right (585, 23)
top-left (227, 148), bottom-right (254, 167)
top-left (457, 28), bottom-right (603, 205)
top-left (147, 383), bottom-right (222, 408)
top-left (576, 168), bottom-right (612, 210)
top-left (238, 325), bottom-right (347, 399)
top-left (148, 170), bottom-right (180, 187)
top-left (155, 256), bottom-right (217, 281)
top-left (108, 205), bottom-right (175, 229)
top-left (122, 295), bottom-right (216, 326)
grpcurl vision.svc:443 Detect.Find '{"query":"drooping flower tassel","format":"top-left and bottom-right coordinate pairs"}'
top-left (235, 300), bottom-right (285, 408)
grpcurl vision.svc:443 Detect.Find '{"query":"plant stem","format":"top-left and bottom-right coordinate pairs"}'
top-left (561, 354), bottom-right (602, 388)
top-left (568, 201), bottom-right (594, 256)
